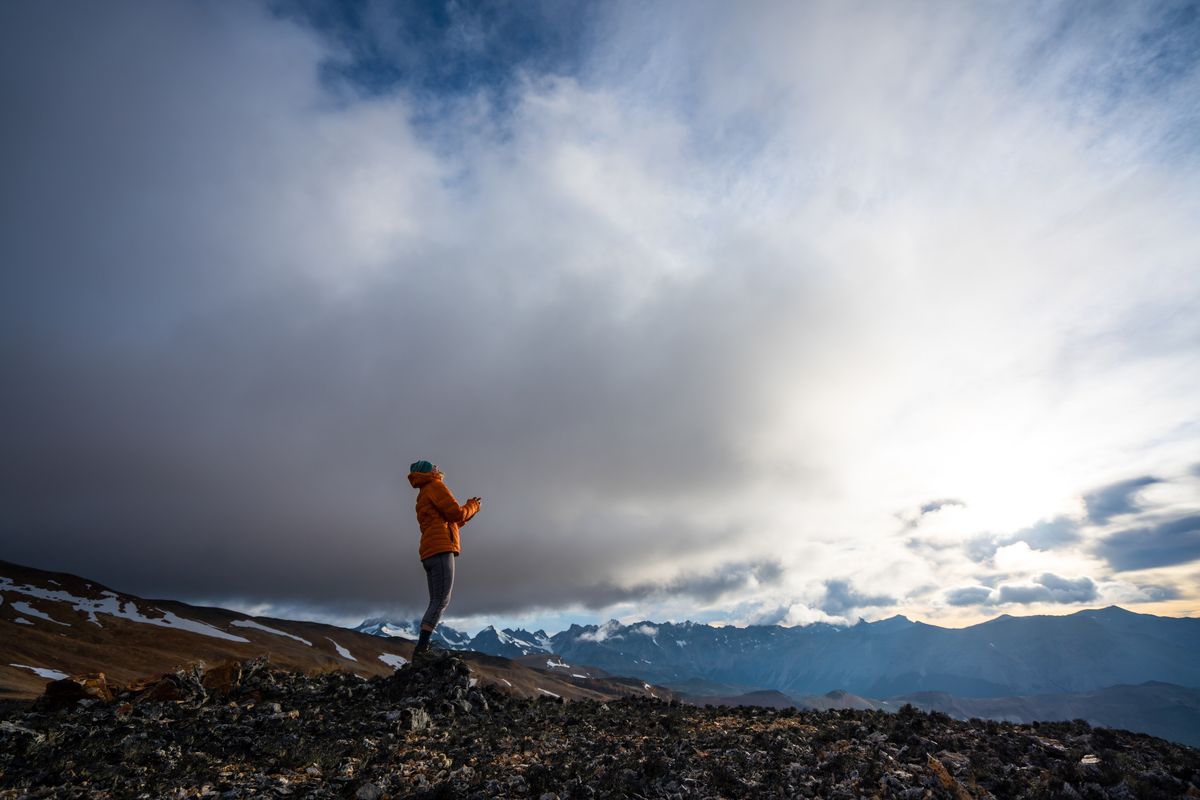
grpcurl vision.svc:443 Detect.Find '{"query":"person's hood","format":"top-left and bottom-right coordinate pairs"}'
top-left (408, 471), bottom-right (442, 489)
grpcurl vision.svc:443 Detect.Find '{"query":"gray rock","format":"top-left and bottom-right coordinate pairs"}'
top-left (354, 782), bottom-right (382, 800)
top-left (400, 706), bottom-right (432, 731)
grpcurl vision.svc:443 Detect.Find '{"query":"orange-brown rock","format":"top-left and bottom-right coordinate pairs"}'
top-left (927, 753), bottom-right (975, 800)
top-left (136, 679), bottom-right (184, 703)
top-left (124, 676), bottom-right (156, 693)
top-left (201, 661), bottom-right (242, 696)
top-left (40, 673), bottom-right (116, 707)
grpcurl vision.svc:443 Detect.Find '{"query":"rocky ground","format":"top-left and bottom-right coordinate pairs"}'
top-left (1, 653), bottom-right (1198, 799)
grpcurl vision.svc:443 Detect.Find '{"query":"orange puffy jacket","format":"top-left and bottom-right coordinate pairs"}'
top-left (408, 471), bottom-right (480, 560)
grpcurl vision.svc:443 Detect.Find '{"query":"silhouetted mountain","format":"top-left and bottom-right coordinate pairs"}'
top-left (895, 681), bottom-right (1200, 748)
top-left (542, 610), bottom-right (1200, 699)
top-left (678, 681), bottom-right (1200, 747)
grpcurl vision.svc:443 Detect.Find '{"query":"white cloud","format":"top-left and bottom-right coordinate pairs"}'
top-left (577, 620), bottom-right (624, 642)
top-left (779, 603), bottom-right (849, 628)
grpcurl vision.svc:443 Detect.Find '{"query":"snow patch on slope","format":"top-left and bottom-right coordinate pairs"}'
top-left (10, 664), bottom-right (68, 680)
top-left (378, 653), bottom-right (407, 670)
top-left (326, 638), bottom-right (356, 661)
top-left (0, 578), bottom-right (249, 641)
top-left (10, 602), bottom-right (70, 626)
top-left (230, 620), bottom-right (312, 645)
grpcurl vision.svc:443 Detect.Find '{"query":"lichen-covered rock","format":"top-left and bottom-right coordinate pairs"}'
top-left (1, 655), bottom-right (1197, 798)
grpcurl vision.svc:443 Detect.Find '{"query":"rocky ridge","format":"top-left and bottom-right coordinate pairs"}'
top-left (0, 561), bottom-right (657, 705)
top-left (2, 654), bottom-right (1199, 799)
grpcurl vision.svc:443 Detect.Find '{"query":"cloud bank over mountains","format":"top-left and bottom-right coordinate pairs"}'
top-left (1, 1), bottom-right (1198, 631)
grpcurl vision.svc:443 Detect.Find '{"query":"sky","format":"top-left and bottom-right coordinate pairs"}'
top-left (2, 0), bottom-right (1199, 636)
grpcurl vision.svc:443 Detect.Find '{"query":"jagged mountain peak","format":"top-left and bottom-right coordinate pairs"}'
top-left (373, 623), bottom-right (554, 658)
top-left (352, 617), bottom-right (472, 649)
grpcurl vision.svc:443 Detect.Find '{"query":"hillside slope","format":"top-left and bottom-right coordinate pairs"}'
top-left (0, 560), bottom-right (664, 704)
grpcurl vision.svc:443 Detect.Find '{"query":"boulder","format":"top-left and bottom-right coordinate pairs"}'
top-left (201, 661), bottom-right (243, 696)
top-left (136, 678), bottom-right (184, 703)
top-left (354, 783), bottom-right (382, 800)
top-left (399, 706), bottom-right (433, 731)
top-left (39, 673), bottom-right (115, 707)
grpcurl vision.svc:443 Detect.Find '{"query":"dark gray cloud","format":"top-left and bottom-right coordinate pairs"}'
top-left (963, 535), bottom-right (998, 563)
top-left (1035, 573), bottom-right (1099, 601)
top-left (944, 586), bottom-right (993, 606)
top-left (996, 573), bottom-right (1097, 605)
top-left (1013, 517), bottom-right (1082, 550)
top-left (964, 515), bottom-right (1081, 563)
top-left (510, 559), bottom-right (788, 613)
top-left (455, 558), bottom-right (786, 616)
top-left (818, 579), bottom-right (897, 616)
top-left (1093, 514), bottom-right (1200, 572)
top-left (0, 3), bottom-right (832, 623)
top-left (633, 560), bottom-right (785, 604)
top-left (1083, 476), bottom-right (1162, 524)
top-left (948, 573), bottom-right (1100, 606)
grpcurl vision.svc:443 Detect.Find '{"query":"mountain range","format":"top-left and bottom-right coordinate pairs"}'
top-left (357, 610), bottom-right (1200, 698)
top-left (357, 609), bottom-right (1200, 746)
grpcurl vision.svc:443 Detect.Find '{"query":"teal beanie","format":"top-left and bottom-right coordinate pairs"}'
top-left (410, 460), bottom-right (434, 473)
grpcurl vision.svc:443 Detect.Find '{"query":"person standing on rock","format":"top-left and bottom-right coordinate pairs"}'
top-left (408, 460), bottom-right (481, 658)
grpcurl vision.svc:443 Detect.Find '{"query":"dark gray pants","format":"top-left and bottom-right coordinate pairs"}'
top-left (420, 552), bottom-right (455, 630)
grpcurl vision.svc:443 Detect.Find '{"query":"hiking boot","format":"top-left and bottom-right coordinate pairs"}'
top-left (412, 644), bottom-right (449, 664)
